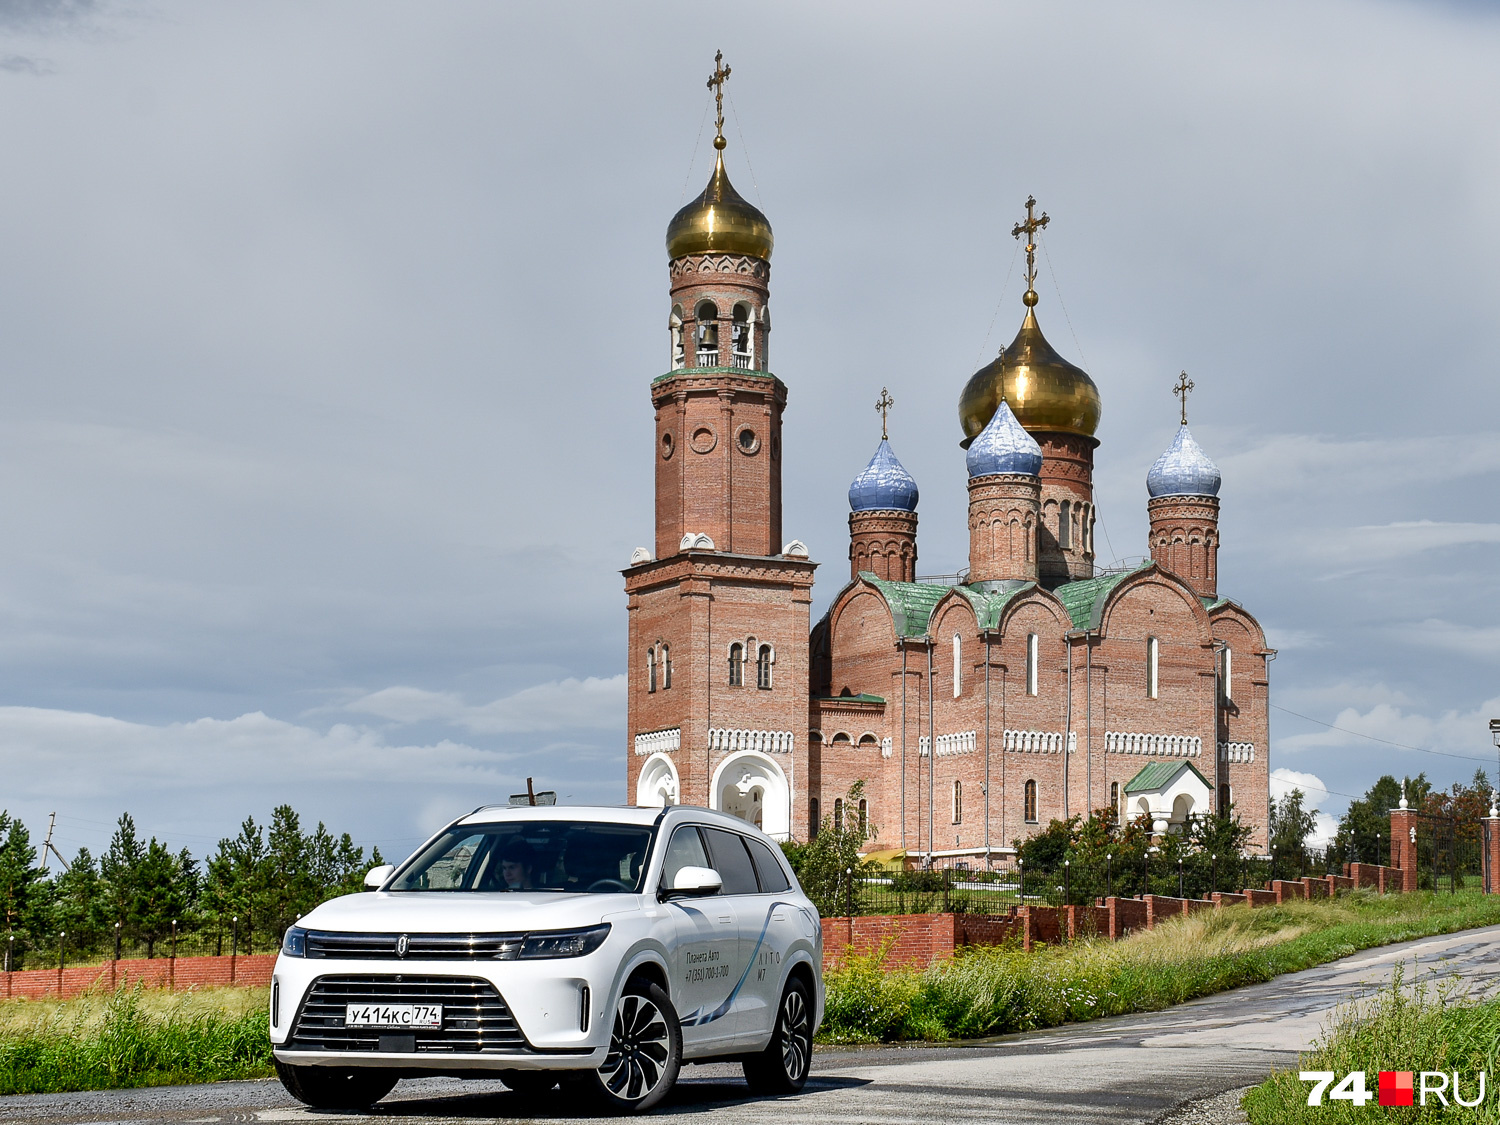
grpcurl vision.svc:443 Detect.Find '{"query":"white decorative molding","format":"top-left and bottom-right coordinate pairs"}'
top-left (1218, 741), bottom-right (1255, 763)
top-left (782, 539), bottom-right (810, 558)
top-left (1105, 731), bottom-right (1203, 757)
top-left (918, 736), bottom-right (930, 757)
top-left (1002, 729), bottom-right (1075, 754)
top-left (709, 728), bottom-right (795, 754)
top-left (934, 731), bottom-right (978, 757)
top-left (630, 546), bottom-right (653, 565)
top-left (881, 737), bottom-right (892, 759)
top-left (634, 727), bottom-right (681, 756)
top-left (679, 532), bottom-right (716, 551)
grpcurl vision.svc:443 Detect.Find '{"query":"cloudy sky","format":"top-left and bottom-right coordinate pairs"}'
top-left (1, 0), bottom-right (1497, 861)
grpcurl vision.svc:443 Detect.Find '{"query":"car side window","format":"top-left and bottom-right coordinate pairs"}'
top-left (745, 836), bottom-right (791, 892)
top-left (702, 828), bottom-right (760, 895)
top-left (661, 825), bottom-right (711, 891)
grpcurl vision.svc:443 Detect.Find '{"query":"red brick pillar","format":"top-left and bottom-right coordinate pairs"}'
top-left (1390, 806), bottom-right (1419, 892)
top-left (1484, 813), bottom-right (1500, 894)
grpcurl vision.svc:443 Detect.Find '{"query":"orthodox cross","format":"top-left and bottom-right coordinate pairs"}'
top-left (707, 51), bottom-right (731, 146)
top-left (1010, 195), bottom-right (1050, 298)
top-left (1173, 370), bottom-right (1194, 425)
top-left (875, 387), bottom-right (894, 440)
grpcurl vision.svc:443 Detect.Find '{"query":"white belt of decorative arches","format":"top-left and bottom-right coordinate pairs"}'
top-left (1105, 731), bottom-right (1203, 757)
top-left (708, 728), bottom-right (795, 754)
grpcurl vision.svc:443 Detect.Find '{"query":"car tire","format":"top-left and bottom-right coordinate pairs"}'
top-left (567, 978), bottom-right (681, 1113)
top-left (501, 1069), bottom-right (560, 1097)
top-left (743, 977), bottom-right (813, 1095)
top-left (274, 1060), bottom-right (398, 1109)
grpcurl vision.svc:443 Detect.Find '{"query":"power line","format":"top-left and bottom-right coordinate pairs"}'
top-left (1272, 703), bottom-right (1495, 765)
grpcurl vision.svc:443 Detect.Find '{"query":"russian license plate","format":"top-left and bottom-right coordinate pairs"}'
top-left (345, 1003), bottom-right (443, 1028)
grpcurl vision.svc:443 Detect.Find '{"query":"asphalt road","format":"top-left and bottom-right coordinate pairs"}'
top-left (8, 924), bottom-right (1500, 1125)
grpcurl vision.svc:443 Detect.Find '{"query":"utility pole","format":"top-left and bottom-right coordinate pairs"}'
top-left (40, 812), bottom-right (70, 872)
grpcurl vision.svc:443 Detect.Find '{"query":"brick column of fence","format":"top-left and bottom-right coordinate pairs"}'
top-left (1390, 806), bottom-right (1419, 892)
top-left (1485, 814), bottom-right (1500, 894)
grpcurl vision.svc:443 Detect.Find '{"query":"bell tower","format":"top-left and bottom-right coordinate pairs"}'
top-left (624, 55), bottom-right (817, 840)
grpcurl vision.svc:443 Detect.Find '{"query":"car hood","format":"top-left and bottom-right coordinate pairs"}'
top-left (299, 890), bottom-right (642, 934)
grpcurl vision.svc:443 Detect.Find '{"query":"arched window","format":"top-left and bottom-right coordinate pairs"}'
top-left (952, 633), bottom-right (962, 698)
top-left (669, 306), bottom-right (685, 369)
top-left (952, 780), bottom-right (962, 824)
top-left (1024, 779), bottom-right (1038, 823)
top-left (858, 799), bottom-right (868, 835)
top-left (646, 648), bottom-right (656, 694)
top-left (728, 643), bottom-right (744, 686)
top-left (809, 797), bottom-right (821, 838)
top-left (756, 644), bottom-right (773, 690)
top-left (661, 644), bottom-right (672, 689)
top-left (1219, 783), bottom-right (1231, 813)
top-left (695, 300), bottom-right (719, 364)
top-left (1026, 633), bottom-right (1039, 696)
top-left (1059, 499), bottom-right (1072, 549)
top-left (833, 797), bottom-right (844, 829)
top-left (1146, 636), bottom-right (1159, 699)
top-left (1222, 647), bottom-right (1233, 702)
top-left (731, 303), bottom-right (752, 368)
top-left (1110, 781), bottom-right (1120, 815)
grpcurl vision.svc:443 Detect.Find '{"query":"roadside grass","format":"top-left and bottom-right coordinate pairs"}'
top-left (819, 889), bottom-right (1500, 1043)
top-left (0, 986), bottom-right (272, 1095)
top-left (1243, 968), bottom-right (1500, 1124)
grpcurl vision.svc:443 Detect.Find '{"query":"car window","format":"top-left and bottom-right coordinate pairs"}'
top-left (702, 828), bottom-right (760, 896)
top-left (388, 822), bottom-right (654, 893)
top-left (661, 825), bottom-right (711, 890)
top-left (745, 836), bottom-right (791, 892)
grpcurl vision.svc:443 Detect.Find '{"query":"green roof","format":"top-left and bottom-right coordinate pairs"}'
top-left (955, 583), bottom-right (1033, 630)
top-left (816, 693), bottom-right (886, 705)
top-left (858, 573), bottom-right (950, 637)
top-left (1055, 563), bottom-right (1151, 629)
top-left (1123, 759), bottom-right (1210, 794)
top-left (652, 367), bottom-right (780, 385)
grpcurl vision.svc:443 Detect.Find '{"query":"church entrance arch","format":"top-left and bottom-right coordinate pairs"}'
top-left (636, 753), bottom-right (680, 808)
top-left (710, 751), bottom-right (791, 839)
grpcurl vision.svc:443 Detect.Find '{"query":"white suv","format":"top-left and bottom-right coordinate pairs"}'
top-left (270, 804), bottom-right (824, 1113)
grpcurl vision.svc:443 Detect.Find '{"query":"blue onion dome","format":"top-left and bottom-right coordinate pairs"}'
top-left (848, 440), bottom-right (919, 512)
top-left (1147, 425), bottom-right (1222, 497)
top-left (966, 399), bottom-right (1043, 478)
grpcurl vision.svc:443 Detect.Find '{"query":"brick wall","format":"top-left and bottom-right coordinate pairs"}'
top-left (1244, 888), bottom-right (1278, 906)
top-left (1301, 877), bottom-right (1329, 899)
top-left (2, 954), bottom-right (276, 1001)
top-left (1212, 892), bottom-right (1248, 908)
top-left (1104, 896), bottom-right (1149, 939)
top-left (1270, 879), bottom-right (1306, 903)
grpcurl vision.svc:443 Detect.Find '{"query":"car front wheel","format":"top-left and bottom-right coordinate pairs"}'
top-left (274, 1060), bottom-right (398, 1109)
top-left (568, 978), bottom-right (681, 1113)
top-left (743, 977), bottom-right (813, 1094)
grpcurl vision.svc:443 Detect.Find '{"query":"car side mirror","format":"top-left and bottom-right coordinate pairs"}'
top-left (660, 865), bottom-right (722, 900)
top-left (364, 864), bottom-right (396, 891)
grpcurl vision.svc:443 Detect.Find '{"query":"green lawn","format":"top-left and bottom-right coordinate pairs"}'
top-left (820, 889), bottom-right (1500, 1043)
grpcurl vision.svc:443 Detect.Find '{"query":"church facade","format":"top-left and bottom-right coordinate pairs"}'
top-left (624, 74), bottom-right (1272, 861)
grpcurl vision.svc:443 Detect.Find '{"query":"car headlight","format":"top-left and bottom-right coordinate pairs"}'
top-left (281, 926), bottom-right (307, 957)
top-left (517, 924), bottom-right (610, 959)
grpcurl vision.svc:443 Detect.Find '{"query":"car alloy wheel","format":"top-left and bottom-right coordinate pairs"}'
top-left (571, 978), bottom-right (681, 1112)
top-left (744, 978), bottom-right (813, 1094)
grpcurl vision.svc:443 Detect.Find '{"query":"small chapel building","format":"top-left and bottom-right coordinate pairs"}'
top-left (624, 68), bottom-right (1272, 861)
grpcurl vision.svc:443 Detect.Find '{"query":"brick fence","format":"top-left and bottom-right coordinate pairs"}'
top-left (3, 954), bottom-right (276, 1001)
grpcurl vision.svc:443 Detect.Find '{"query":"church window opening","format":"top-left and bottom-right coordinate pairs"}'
top-left (1222, 647), bottom-right (1233, 702)
top-left (1026, 633), bottom-right (1039, 696)
top-left (1111, 781), bottom-right (1120, 815)
top-left (1146, 636), bottom-right (1159, 699)
top-left (661, 644), bottom-right (672, 689)
top-left (756, 644), bottom-right (773, 690)
top-left (731, 303), bottom-right (752, 369)
top-left (669, 306), bottom-right (685, 370)
top-left (952, 780), bottom-right (962, 824)
top-left (646, 648), bottom-right (656, 694)
top-left (695, 301), bottom-right (719, 365)
top-left (1218, 783), bottom-right (1231, 812)
top-left (952, 634), bottom-right (962, 698)
top-left (809, 797), bottom-right (820, 837)
top-left (1059, 500), bottom-right (1072, 549)
top-left (833, 797), bottom-right (844, 829)
top-left (728, 643), bottom-right (744, 686)
top-left (660, 431), bottom-right (674, 459)
top-left (858, 799), bottom-right (868, 835)
top-left (1024, 779), bottom-right (1038, 823)
top-left (737, 426), bottom-right (759, 454)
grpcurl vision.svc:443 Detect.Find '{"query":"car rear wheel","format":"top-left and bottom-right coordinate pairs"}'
top-left (567, 978), bottom-right (681, 1113)
top-left (274, 1060), bottom-right (398, 1109)
top-left (743, 978), bottom-right (813, 1094)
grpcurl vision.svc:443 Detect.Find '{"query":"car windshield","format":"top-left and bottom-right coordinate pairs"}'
top-left (388, 821), bottom-right (655, 894)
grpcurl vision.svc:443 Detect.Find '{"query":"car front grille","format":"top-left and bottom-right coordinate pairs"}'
top-left (304, 930), bottom-right (522, 960)
top-left (285, 975), bottom-right (529, 1054)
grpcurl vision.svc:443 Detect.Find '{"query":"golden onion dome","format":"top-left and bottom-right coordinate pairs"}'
top-left (958, 308), bottom-right (1102, 445)
top-left (666, 150), bottom-right (773, 261)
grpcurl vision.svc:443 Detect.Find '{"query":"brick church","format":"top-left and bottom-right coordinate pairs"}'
top-left (624, 65), bottom-right (1272, 862)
